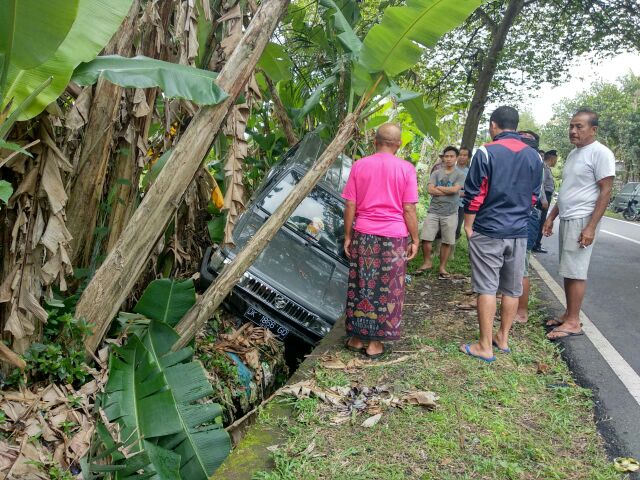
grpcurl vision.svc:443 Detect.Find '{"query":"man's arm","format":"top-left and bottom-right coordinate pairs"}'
top-left (580, 176), bottom-right (613, 247)
top-left (427, 183), bottom-right (444, 196)
top-left (464, 213), bottom-right (476, 239)
top-left (403, 203), bottom-right (420, 260)
top-left (436, 184), bottom-right (462, 194)
top-left (343, 200), bottom-right (356, 258)
top-left (542, 204), bottom-right (559, 236)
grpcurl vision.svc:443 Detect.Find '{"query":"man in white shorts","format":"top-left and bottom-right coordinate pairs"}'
top-left (542, 109), bottom-right (615, 339)
top-left (416, 146), bottom-right (466, 278)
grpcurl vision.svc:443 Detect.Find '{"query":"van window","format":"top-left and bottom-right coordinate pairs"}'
top-left (620, 183), bottom-right (639, 193)
top-left (259, 171), bottom-right (345, 258)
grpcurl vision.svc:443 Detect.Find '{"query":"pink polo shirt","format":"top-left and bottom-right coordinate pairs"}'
top-left (341, 152), bottom-right (418, 238)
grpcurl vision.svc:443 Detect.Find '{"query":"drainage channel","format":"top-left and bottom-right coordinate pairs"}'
top-left (204, 313), bottom-right (342, 478)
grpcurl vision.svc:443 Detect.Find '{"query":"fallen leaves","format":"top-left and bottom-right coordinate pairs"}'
top-left (0, 381), bottom-right (101, 479)
top-left (319, 348), bottom-right (434, 371)
top-left (614, 457), bottom-right (639, 472)
top-left (279, 379), bottom-right (438, 426)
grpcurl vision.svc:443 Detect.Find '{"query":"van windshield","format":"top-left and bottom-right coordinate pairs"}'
top-left (259, 171), bottom-right (345, 259)
top-left (620, 183), bottom-right (639, 193)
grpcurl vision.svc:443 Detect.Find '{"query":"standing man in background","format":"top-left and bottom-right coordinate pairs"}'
top-left (455, 146), bottom-right (472, 241)
top-left (543, 109), bottom-right (615, 339)
top-left (533, 150), bottom-right (558, 253)
top-left (416, 146), bottom-right (466, 277)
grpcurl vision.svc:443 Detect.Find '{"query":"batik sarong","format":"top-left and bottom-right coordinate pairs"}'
top-left (345, 231), bottom-right (408, 341)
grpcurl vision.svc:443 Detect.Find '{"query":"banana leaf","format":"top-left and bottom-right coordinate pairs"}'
top-left (103, 320), bottom-right (230, 479)
top-left (2, 0), bottom-right (133, 120)
top-left (133, 279), bottom-right (196, 327)
top-left (0, 0), bottom-right (78, 73)
top-left (319, 0), bottom-right (362, 55)
top-left (258, 43), bottom-right (293, 84)
top-left (72, 55), bottom-right (228, 106)
top-left (389, 83), bottom-right (440, 139)
top-left (0, 180), bottom-right (12, 204)
top-left (358, 0), bottom-right (482, 76)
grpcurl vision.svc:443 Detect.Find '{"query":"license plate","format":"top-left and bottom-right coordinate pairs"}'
top-left (244, 306), bottom-right (290, 339)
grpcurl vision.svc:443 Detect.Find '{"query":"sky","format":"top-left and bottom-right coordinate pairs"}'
top-left (521, 51), bottom-right (640, 125)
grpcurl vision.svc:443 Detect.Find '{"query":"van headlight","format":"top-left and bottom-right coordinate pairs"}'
top-left (208, 247), bottom-right (228, 271)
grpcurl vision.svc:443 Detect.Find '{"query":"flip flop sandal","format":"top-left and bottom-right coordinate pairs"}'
top-left (364, 344), bottom-right (390, 360)
top-left (492, 340), bottom-right (511, 353)
top-left (456, 303), bottom-right (476, 311)
top-left (414, 267), bottom-right (431, 275)
top-left (461, 343), bottom-right (496, 363)
top-left (545, 318), bottom-right (564, 327)
top-left (546, 328), bottom-right (585, 339)
top-left (344, 339), bottom-right (365, 353)
top-left (438, 272), bottom-right (451, 280)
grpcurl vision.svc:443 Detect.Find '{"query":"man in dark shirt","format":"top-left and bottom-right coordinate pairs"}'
top-left (460, 106), bottom-right (543, 363)
top-left (533, 150), bottom-right (558, 253)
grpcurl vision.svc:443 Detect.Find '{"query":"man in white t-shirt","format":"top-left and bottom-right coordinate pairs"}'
top-left (542, 109), bottom-right (615, 339)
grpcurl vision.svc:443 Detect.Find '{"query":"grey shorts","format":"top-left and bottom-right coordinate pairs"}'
top-left (559, 216), bottom-right (599, 280)
top-left (523, 251), bottom-right (531, 278)
top-left (468, 232), bottom-right (527, 297)
top-left (420, 212), bottom-right (457, 244)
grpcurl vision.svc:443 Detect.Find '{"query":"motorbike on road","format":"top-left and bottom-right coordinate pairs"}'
top-left (622, 192), bottom-right (640, 221)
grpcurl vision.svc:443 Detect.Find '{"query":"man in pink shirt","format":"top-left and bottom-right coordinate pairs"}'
top-left (341, 124), bottom-right (420, 358)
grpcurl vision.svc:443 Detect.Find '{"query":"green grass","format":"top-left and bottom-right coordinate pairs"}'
top-left (604, 209), bottom-right (624, 220)
top-left (251, 237), bottom-right (622, 480)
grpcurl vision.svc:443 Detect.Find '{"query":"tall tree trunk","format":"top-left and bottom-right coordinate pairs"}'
top-left (173, 111), bottom-right (361, 349)
top-left (65, 0), bottom-right (140, 266)
top-left (79, 0), bottom-right (290, 356)
top-left (460, 0), bottom-right (525, 149)
top-left (264, 75), bottom-right (298, 145)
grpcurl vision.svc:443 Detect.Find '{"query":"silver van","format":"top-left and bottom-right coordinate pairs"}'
top-left (199, 132), bottom-right (351, 347)
top-left (612, 182), bottom-right (640, 212)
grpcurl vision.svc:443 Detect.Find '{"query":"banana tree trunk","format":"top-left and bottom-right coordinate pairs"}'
top-left (80, 0), bottom-right (290, 356)
top-left (65, 0), bottom-right (141, 266)
top-left (173, 111), bottom-right (360, 349)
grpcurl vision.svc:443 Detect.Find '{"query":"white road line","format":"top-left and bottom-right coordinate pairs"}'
top-left (605, 216), bottom-right (640, 228)
top-left (531, 256), bottom-right (640, 408)
top-left (601, 230), bottom-right (640, 246)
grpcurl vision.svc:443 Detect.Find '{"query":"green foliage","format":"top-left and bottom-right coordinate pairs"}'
top-left (0, 179), bottom-right (12, 205)
top-left (100, 320), bottom-right (231, 479)
top-left (2, 0), bottom-right (133, 120)
top-left (7, 296), bottom-right (92, 387)
top-left (0, 0), bottom-right (78, 72)
top-left (258, 43), bottom-right (293, 83)
top-left (208, 213), bottom-right (227, 244)
top-left (359, 0), bottom-right (482, 77)
top-left (541, 73), bottom-right (640, 181)
top-left (133, 278), bottom-right (196, 327)
top-left (72, 55), bottom-right (228, 106)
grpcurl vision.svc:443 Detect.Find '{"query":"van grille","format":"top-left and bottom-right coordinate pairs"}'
top-left (238, 273), bottom-right (328, 334)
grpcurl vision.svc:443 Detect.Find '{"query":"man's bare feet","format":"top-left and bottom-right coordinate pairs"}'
top-left (492, 332), bottom-right (510, 352)
top-left (546, 321), bottom-right (583, 339)
top-left (459, 342), bottom-right (494, 361)
top-left (346, 337), bottom-right (365, 350)
top-left (415, 262), bottom-right (432, 273)
top-left (365, 340), bottom-right (384, 356)
top-left (514, 311), bottom-right (528, 324)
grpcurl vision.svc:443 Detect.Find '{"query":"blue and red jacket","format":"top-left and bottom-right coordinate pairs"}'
top-left (463, 131), bottom-right (543, 239)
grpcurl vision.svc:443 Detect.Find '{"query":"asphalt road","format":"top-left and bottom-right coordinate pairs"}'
top-left (534, 215), bottom-right (640, 463)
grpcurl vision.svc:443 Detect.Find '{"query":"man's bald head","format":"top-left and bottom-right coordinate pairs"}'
top-left (374, 123), bottom-right (402, 153)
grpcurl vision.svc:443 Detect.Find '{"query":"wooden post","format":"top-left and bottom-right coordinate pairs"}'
top-left (80, 0), bottom-right (290, 355)
top-left (173, 111), bottom-right (360, 349)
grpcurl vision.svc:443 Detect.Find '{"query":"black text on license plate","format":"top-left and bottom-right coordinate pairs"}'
top-left (245, 307), bottom-right (289, 339)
